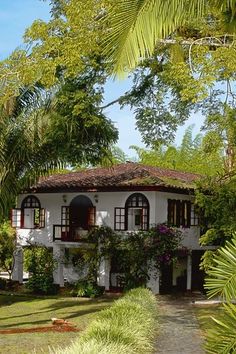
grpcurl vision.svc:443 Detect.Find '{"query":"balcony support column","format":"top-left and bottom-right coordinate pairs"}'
top-left (186, 253), bottom-right (192, 291)
top-left (12, 246), bottom-right (23, 283)
top-left (147, 261), bottom-right (160, 294)
top-left (97, 256), bottom-right (110, 291)
top-left (53, 244), bottom-right (65, 287)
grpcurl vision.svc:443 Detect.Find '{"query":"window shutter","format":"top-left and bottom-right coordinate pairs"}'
top-left (39, 208), bottom-right (45, 228)
top-left (88, 207), bottom-right (96, 227)
top-left (11, 209), bottom-right (22, 228)
top-left (176, 200), bottom-right (181, 227)
top-left (167, 199), bottom-right (173, 225)
top-left (142, 207), bottom-right (148, 230)
top-left (181, 201), bottom-right (186, 227)
top-left (114, 207), bottom-right (125, 231)
top-left (186, 201), bottom-right (191, 228)
top-left (61, 206), bottom-right (70, 226)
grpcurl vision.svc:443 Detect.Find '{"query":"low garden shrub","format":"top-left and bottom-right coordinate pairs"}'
top-left (24, 246), bottom-right (59, 295)
top-left (53, 288), bottom-right (158, 354)
top-left (0, 277), bottom-right (7, 290)
top-left (71, 280), bottom-right (105, 298)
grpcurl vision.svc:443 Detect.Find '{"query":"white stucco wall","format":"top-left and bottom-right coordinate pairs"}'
top-left (16, 190), bottom-right (201, 250)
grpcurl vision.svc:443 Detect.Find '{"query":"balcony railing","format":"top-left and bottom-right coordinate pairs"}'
top-left (53, 225), bottom-right (89, 242)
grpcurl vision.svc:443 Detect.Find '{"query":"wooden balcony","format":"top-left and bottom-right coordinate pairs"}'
top-left (53, 225), bottom-right (90, 242)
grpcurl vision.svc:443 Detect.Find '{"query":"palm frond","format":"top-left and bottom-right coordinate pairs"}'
top-left (205, 235), bottom-right (236, 301)
top-left (102, 0), bottom-right (205, 75)
top-left (205, 303), bottom-right (236, 354)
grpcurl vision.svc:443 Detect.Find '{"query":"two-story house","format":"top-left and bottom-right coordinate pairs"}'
top-left (11, 162), bottom-right (208, 294)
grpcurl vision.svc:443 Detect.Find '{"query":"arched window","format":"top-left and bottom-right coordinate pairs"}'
top-left (114, 193), bottom-right (149, 231)
top-left (11, 195), bottom-right (45, 229)
top-left (21, 195), bottom-right (41, 209)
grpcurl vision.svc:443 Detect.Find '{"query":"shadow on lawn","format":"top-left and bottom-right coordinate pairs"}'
top-left (0, 305), bottom-right (106, 329)
top-left (0, 295), bottom-right (116, 329)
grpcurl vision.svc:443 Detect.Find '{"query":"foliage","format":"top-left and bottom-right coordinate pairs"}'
top-left (1, 0), bottom-right (236, 154)
top-left (0, 277), bottom-right (7, 289)
top-left (199, 250), bottom-right (216, 273)
top-left (196, 175), bottom-right (236, 249)
top-left (24, 246), bottom-right (58, 294)
top-left (204, 234), bottom-right (236, 353)
top-left (87, 224), bottom-right (183, 289)
top-left (101, 0), bottom-right (236, 74)
top-left (54, 288), bottom-right (158, 354)
top-left (205, 235), bottom-right (236, 302)
top-left (71, 280), bottom-right (105, 298)
top-left (131, 125), bottom-right (223, 175)
top-left (0, 64), bottom-right (118, 219)
top-left (0, 222), bottom-right (16, 276)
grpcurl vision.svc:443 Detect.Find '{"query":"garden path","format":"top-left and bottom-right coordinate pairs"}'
top-left (155, 295), bottom-right (205, 354)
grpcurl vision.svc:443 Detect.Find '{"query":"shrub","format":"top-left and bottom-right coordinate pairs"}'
top-left (24, 246), bottom-right (58, 295)
top-left (0, 277), bottom-right (7, 290)
top-left (53, 288), bottom-right (158, 354)
top-left (0, 222), bottom-right (16, 277)
top-left (71, 280), bottom-right (105, 298)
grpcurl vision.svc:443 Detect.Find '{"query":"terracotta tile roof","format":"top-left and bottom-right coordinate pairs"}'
top-left (28, 163), bottom-right (201, 193)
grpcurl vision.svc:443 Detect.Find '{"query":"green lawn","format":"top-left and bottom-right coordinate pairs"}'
top-left (0, 293), bottom-right (115, 354)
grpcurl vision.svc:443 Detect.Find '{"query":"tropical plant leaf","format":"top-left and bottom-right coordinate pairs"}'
top-left (102, 0), bottom-right (205, 75)
top-left (205, 234), bottom-right (236, 301)
top-left (205, 303), bottom-right (236, 354)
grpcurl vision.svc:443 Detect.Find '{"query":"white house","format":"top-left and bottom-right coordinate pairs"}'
top-left (11, 162), bottom-right (210, 294)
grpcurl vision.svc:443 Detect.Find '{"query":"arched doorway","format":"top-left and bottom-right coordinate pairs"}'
top-left (69, 195), bottom-right (95, 240)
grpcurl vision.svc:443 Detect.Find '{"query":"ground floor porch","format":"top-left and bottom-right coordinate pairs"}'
top-left (12, 244), bottom-right (206, 295)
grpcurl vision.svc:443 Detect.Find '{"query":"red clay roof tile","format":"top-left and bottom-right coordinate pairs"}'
top-left (28, 163), bottom-right (201, 193)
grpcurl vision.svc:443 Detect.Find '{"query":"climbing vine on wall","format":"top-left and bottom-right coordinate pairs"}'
top-left (87, 224), bottom-right (183, 289)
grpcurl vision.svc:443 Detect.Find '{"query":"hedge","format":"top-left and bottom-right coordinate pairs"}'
top-left (53, 288), bottom-right (158, 354)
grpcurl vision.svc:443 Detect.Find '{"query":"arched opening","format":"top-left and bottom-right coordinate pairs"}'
top-left (69, 195), bottom-right (95, 234)
top-left (125, 193), bottom-right (149, 230)
top-left (20, 195), bottom-right (44, 229)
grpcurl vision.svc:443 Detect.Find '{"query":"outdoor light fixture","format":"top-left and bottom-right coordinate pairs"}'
top-left (94, 194), bottom-right (99, 203)
top-left (62, 194), bottom-right (67, 203)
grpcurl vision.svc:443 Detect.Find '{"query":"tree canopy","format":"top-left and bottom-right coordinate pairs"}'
top-left (0, 61), bottom-right (118, 219)
top-left (131, 125), bottom-right (224, 175)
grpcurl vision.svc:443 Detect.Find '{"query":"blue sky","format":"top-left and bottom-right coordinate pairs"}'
top-left (0, 0), bottom-right (204, 156)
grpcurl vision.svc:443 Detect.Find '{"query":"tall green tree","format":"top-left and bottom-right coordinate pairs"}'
top-left (131, 125), bottom-right (223, 175)
top-left (0, 68), bottom-right (118, 219)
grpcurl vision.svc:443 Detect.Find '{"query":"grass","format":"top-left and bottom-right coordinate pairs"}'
top-left (193, 304), bottom-right (224, 332)
top-left (54, 288), bottom-right (159, 354)
top-left (0, 292), bottom-right (115, 354)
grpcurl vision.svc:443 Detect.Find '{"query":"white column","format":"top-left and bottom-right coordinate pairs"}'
top-left (147, 261), bottom-right (160, 294)
top-left (187, 253), bottom-right (192, 291)
top-left (12, 247), bottom-right (23, 283)
top-left (97, 257), bottom-right (110, 290)
top-left (53, 245), bottom-right (65, 287)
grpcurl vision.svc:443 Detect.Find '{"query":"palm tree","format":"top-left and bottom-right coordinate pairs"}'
top-left (0, 86), bottom-right (61, 219)
top-left (102, 0), bottom-right (236, 75)
top-left (0, 78), bottom-right (118, 220)
top-left (204, 235), bottom-right (236, 353)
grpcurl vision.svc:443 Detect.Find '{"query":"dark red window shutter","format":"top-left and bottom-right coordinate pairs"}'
top-left (186, 201), bottom-right (191, 228)
top-left (61, 206), bottom-right (70, 226)
top-left (88, 206), bottom-right (96, 228)
top-left (11, 209), bottom-right (22, 228)
top-left (114, 207), bottom-right (125, 231)
top-left (167, 199), bottom-right (173, 225)
top-left (39, 208), bottom-right (45, 228)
